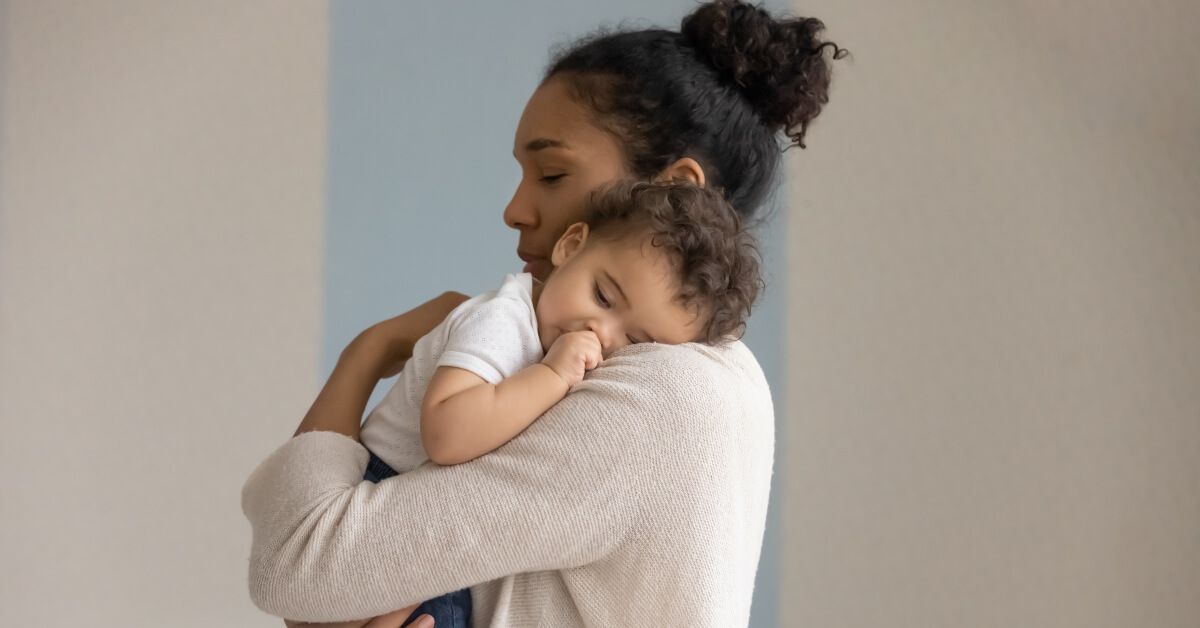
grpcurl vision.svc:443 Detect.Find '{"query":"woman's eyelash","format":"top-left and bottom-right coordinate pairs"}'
top-left (541, 174), bottom-right (565, 183)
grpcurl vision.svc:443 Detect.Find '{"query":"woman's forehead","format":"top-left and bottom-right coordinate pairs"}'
top-left (514, 79), bottom-right (610, 155)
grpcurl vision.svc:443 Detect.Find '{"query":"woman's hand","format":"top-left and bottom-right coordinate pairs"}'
top-left (292, 291), bottom-right (469, 439)
top-left (343, 291), bottom-right (471, 380)
top-left (283, 605), bottom-right (433, 628)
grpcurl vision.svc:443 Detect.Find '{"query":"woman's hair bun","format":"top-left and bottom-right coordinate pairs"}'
top-left (681, 0), bottom-right (846, 148)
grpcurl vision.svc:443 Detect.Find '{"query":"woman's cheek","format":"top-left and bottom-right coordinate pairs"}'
top-left (560, 182), bottom-right (592, 225)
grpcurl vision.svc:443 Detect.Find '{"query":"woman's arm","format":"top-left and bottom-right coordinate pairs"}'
top-left (241, 344), bottom-right (710, 623)
top-left (272, 292), bottom-right (466, 626)
top-left (284, 604), bottom-right (427, 628)
top-left (292, 292), bottom-right (468, 439)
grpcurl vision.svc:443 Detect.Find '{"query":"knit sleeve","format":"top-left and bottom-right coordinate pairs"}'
top-left (240, 352), bottom-right (671, 622)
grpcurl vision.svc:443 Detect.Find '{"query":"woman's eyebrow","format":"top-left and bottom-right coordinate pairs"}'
top-left (524, 138), bottom-right (567, 152)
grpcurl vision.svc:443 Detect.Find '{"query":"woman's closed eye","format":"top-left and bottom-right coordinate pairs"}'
top-left (540, 173), bottom-right (565, 184)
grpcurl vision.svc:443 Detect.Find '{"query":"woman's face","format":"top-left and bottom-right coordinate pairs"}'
top-left (504, 77), bottom-right (628, 282)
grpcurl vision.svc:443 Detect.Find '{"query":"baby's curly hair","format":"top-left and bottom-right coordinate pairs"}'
top-left (584, 180), bottom-right (763, 344)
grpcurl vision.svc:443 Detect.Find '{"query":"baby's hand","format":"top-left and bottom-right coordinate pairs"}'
top-left (542, 331), bottom-right (603, 388)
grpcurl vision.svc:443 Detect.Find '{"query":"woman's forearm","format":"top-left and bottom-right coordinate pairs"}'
top-left (291, 292), bottom-right (470, 439)
top-left (293, 348), bottom-right (386, 439)
top-left (244, 388), bottom-right (643, 621)
top-left (285, 604), bottom-right (425, 628)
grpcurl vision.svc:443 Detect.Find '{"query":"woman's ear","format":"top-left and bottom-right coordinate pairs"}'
top-left (656, 157), bottom-right (706, 187)
top-left (550, 222), bottom-right (590, 266)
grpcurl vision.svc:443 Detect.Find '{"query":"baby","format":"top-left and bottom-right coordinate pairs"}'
top-left (357, 179), bottom-right (762, 628)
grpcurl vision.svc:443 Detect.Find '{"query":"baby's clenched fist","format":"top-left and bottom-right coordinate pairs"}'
top-left (542, 331), bottom-right (603, 388)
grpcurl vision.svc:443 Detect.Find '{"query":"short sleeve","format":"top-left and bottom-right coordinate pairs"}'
top-left (436, 296), bottom-right (541, 384)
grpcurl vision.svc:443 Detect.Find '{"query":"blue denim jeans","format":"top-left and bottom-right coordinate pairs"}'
top-left (364, 451), bottom-right (472, 628)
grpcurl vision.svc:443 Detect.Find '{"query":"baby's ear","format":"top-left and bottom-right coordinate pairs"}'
top-left (550, 222), bottom-right (590, 266)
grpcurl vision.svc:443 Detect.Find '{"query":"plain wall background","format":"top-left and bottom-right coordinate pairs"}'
top-left (1, 1), bottom-right (1198, 627)
top-left (0, 1), bottom-right (327, 626)
top-left (783, 1), bottom-right (1200, 627)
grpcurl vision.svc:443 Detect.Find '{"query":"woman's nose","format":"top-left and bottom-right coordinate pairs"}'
top-left (503, 182), bottom-right (536, 230)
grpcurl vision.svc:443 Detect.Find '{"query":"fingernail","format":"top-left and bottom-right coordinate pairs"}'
top-left (414, 615), bottom-right (435, 628)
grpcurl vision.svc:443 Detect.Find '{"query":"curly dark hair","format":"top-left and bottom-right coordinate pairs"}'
top-left (584, 180), bottom-right (763, 344)
top-left (547, 0), bottom-right (847, 216)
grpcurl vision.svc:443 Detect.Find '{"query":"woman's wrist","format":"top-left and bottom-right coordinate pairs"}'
top-left (342, 292), bottom-right (469, 381)
top-left (292, 291), bottom-right (467, 439)
top-left (293, 349), bottom-right (381, 439)
top-left (341, 321), bottom-right (414, 381)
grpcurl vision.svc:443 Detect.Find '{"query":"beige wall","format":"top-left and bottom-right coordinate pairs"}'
top-left (784, 1), bottom-right (1200, 627)
top-left (0, 2), bottom-right (327, 625)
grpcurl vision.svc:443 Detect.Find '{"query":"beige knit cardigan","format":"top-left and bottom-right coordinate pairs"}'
top-left (242, 340), bottom-right (774, 627)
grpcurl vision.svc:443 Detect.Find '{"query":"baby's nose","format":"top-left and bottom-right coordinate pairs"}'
top-left (584, 321), bottom-right (615, 353)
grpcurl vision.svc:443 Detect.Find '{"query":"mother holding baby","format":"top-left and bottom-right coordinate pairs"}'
top-left (241, 1), bottom-right (844, 626)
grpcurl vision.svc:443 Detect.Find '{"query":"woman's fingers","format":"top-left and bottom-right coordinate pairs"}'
top-left (342, 291), bottom-right (470, 379)
top-left (362, 605), bottom-right (430, 628)
top-left (284, 620), bottom-right (369, 628)
top-left (280, 603), bottom-right (426, 628)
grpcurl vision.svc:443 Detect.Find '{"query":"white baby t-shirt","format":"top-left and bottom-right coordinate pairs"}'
top-left (359, 273), bottom-right (545, 474)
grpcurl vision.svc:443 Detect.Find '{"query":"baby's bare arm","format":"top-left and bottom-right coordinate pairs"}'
top-left (419, 363), bottom-right (569, 465)
top-left (420, 331), bottom-right (602, 465)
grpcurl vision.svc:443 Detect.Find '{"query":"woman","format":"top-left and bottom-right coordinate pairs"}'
top-left (242, 2), bottom-right (844, 626)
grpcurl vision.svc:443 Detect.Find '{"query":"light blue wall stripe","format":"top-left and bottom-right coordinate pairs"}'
top-left (325, 2), bottom-right (786, 624)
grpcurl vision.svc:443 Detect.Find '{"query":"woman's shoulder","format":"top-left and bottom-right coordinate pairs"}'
top-left (537, 339), bottom-right (774, 496)
top-left (621, 338), bottom-right (764, 374)
top-left (578, 339), bottom-right (770, 406)
top-left (557, 340), bottom-right (774, 489)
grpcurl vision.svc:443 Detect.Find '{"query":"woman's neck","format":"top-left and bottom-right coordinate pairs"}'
top-left (530, 274), bottom-right (545, 307)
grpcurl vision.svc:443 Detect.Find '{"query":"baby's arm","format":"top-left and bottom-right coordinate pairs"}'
top-left (420, 330), bottom-right (601, 465)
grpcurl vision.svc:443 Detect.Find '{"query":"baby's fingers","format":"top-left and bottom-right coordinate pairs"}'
top-left (585, 346), bottom-right (604, 370)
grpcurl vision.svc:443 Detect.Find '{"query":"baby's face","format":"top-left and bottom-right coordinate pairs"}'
top-left (534, 223), bottom-right (703, 357)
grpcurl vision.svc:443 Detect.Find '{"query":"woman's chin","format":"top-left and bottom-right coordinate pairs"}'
top-left (523, 258), bottom-right (552, 282)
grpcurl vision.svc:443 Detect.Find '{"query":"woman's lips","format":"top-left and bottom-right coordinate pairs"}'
top-left (522, 258), bottom-right (552, 279)
top-left (518, 251), bottom-right (551, 279)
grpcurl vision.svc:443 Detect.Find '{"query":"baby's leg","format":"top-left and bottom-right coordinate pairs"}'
top-left (363, 450), bottom-right (397, 483)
